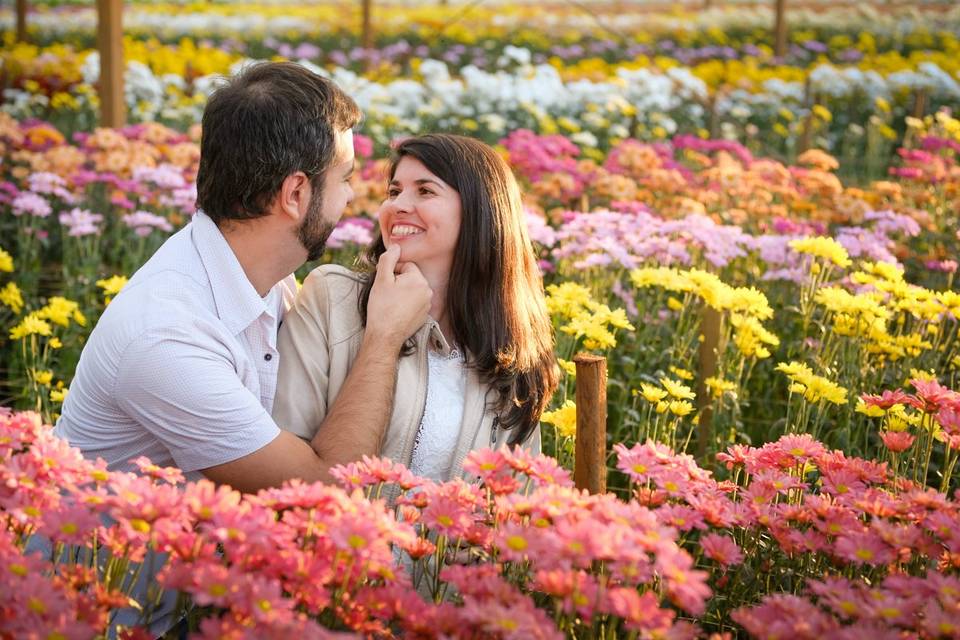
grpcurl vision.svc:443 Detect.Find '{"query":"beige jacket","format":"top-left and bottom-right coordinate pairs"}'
top-left (272, 265), bottom-right (539, 482)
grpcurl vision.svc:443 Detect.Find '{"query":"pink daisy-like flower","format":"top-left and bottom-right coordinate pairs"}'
top-left (59, 207), bottom-right (104, 237)
top-left (908, 378), bottom-right (957, 414)
top-left (860, 389), bottom-right (910, 410)
top-left (774, 433), bottom-right (827, 464)
top-left (123, 210), bottom-right (174, 237)
top-left (656, 504), bottom-right (706, 532)
top-left (880, 430), bottom-right (915, 453)
top-left (11, 191), bottom-right (52, 218)
top-left (834, 530), bottom-right (896, 565)
top-left (699, 533), bottom-right (744, 567)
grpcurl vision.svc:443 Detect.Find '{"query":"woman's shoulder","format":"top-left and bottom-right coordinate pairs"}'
top-left (291, 264), bottom-right (367, 340)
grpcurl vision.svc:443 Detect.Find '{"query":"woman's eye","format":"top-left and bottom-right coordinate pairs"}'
top-left (419, 188), bottom-right (434, 196)
top-left (387, 189), bottom-right (400, 197)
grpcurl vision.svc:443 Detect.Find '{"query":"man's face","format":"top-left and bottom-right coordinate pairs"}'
top-left (298, 128), bottom-right (356, 261)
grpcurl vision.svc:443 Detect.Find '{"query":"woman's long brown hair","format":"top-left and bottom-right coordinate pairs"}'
top-left (358, 134), bottom-right (559, 446)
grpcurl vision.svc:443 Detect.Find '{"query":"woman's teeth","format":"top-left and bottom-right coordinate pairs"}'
top-left (392, 225), bottom-right (424, 236)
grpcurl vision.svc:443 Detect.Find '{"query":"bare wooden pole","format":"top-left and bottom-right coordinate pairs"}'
top-left (912, 89), bottom-right (927, 119)
top-left (361, 0), bottom-right (373, 50)
top-left (774, 0), bottom-right (788, 58)
top-left (574, 354), bottom-right (607, 494)
top-left (695, 307), bottom-right (721, 462)
top-left (15, 0), bottom-right (27, 42)
top-left (97, 0), bottom-right (125, 128)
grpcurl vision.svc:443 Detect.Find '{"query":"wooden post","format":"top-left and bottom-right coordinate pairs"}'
top-left (773, 0), bottom-right (788, 58)
top-left (16, 0), bottom-right (27, 42)
top-left (695, 307), bottom-right (721, 462)
top-left (361, 0), bottom-right (373, 50)
top-left (912, 89), bottom-right (927, 119)
top-left (573, 353), bottom-right (607, 494)
top-left (97, 0), bottom-right (125, 128)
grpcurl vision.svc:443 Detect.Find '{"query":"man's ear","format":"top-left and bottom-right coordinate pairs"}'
top-left (276, 171), bottom-right (312, 223)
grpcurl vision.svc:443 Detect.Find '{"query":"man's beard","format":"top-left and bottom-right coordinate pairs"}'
top-left (298, 189), bottom-right (336, 262)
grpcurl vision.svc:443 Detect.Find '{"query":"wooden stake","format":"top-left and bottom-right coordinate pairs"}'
top-left (16, 0), bottom-right (27, 42)
top-left (912, 89), bottom-right (927, 119)
top-left (696, 307), bottom-right (721, 461)
top-left (97, 0), bottom-right (125, 128)
top-left (361, 0), bottom-right (373, 50)
top-left (774, 0), bottom-right (788, 58)
top-left (574, 353), bottom-right (607, 494)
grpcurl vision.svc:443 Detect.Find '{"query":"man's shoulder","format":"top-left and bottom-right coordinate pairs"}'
top-left (91, 266), bottom-right (219, 364)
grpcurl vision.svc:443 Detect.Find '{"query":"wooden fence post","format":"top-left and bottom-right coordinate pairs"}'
top-left (695, 307), bottom-right (721, 462)
top-left (16, 0), bottom-right (28, 42)
top-left (361, 0), bottom-right (373, 50)
top-left (574, 353), bottom-right (607, 494)
top-left (97, 0), bottom-right (125, 128)
top-left (911, 89), bottom-right (927, 119)
top-left (774, 0), bottom-right (788, 58)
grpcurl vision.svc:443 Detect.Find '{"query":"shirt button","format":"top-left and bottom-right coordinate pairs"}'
top-left (264, 353), bottom-right (273, 361)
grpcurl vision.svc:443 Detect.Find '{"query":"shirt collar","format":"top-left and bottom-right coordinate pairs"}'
top-left (191, 211), bottom-right (274, 335)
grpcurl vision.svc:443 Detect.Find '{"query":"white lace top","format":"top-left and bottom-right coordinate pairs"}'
top-left (409, 348), bottom-right (467, 481)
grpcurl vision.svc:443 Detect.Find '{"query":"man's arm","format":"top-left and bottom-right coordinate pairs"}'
top-left (203, 245), bottom-right (431, 492)
top-left (306, 245), bottom-right (431, 465)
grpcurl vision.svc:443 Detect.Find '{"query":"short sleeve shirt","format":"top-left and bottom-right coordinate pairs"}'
top-left (54, 211), bottom-right (297, 481)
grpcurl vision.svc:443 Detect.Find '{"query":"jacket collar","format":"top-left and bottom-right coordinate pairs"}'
top-left (191, 210), bottom-right (275, 336)
top-left (422, 317), bottom-right (455, 356)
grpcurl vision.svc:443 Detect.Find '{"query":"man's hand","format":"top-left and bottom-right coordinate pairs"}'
top-left (366, 244), bottom-right (432, 349)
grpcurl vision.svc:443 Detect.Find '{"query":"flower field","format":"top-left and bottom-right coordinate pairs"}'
top-left (3, 4), bottom-right (960, 179)
top-left (2, 1), bottom-right (960, 637)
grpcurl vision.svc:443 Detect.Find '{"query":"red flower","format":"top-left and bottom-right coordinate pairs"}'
top-left (860, 388), bottom-right (910, 410)
top-left (880, 430), bottom-right (915, 453)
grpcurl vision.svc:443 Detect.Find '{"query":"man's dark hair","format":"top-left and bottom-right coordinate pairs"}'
top-left (196, 62), bottom-right (361, 224)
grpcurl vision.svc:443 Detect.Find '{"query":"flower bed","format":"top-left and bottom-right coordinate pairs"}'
top-left (2, 408), bottom-right (958, 637)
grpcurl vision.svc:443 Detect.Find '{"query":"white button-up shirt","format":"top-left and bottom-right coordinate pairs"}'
top-left (55, 211), bottom-right (297, 481)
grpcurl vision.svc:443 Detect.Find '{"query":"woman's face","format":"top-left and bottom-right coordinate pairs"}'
top-left (378, 156), bottom-right (462, 277)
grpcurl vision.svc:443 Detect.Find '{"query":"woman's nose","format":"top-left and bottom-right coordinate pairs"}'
top-left (389, 189), bottom-right (414, 213)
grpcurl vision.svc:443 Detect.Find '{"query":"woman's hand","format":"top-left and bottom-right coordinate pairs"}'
top-left (366, 244), bottom-right (432, 349)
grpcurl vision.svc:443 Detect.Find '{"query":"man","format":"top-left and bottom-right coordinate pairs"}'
top-left (55, 61), bottom-right (432, 493)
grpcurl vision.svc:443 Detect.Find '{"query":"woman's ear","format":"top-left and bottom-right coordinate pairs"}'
top-left (276, 171), bottom-right (312, 223)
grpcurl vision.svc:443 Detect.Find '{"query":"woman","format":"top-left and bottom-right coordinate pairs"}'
top-left (272, 133), bottom-right (558, 482)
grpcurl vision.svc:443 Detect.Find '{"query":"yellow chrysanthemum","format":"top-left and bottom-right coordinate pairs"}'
top-left (0, 247), bottom-right (13, 273)
top-left (36, 297), bottom-right (83, 328)
top-left (9, 313), bottom-right (52, 340)
top-left (0, 282), bottom-right (24, 314)
top-left (854, 398), bottom-right (887, 418)
top-left (731, 314), bottom-right (780, 359)
top-left (669, 400), bottom-right (695, 417)
top-left (635, 382), bottom-right (667, 403)
top-left (789, 237), bottom-right (851, 268)
top-left (669, 366), bottom-right (694, 381)
top-left (777, 361), bottom-right (847, 405)
top-left (660, 377), bottom-right (696, 401)
top-left (541, 400), bottom-right (576, 438)
top-left (96, 274), bottom-right (128, 303)
top-left (557, 358), bottom-right (577, 377)
top-left (545, 282), bottom-right (593, 320)
top-left (705, 376), bottom-right (737, 399)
